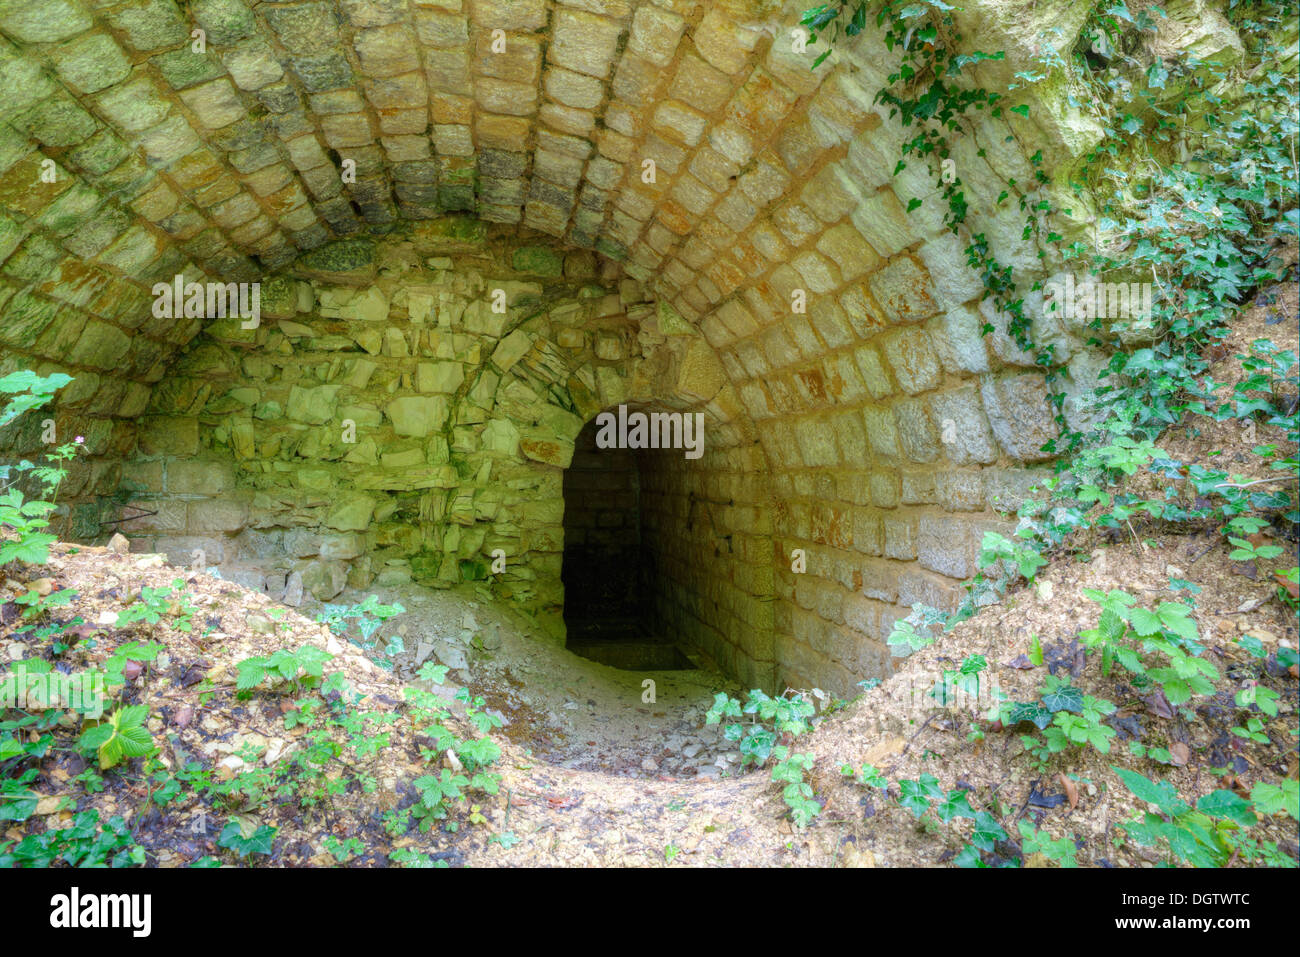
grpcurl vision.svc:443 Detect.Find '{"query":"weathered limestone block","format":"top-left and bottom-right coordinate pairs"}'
top-left (862, 405), bottom-right (899, 461)
top-left (980, 372), bottom-right (1060, 462)
top-left (152, 535), bottom-right (228, 567)
top-left (935, 469), bottom-right (986, 512)
top-left (896, 565), bottom-right (962, 614)
top-left (416, 360), bottom-right (465, 394)
top-left (928, 385), bottom-right (998, 466)
top-left (882, 327), bottom-right (941, 395)
top-left (883, 512), bottom-right (917, 560)
top-left (167, 460), bottom-right (233, 496)
top-left (889, 395), bottom-right (941, 462)
top-left (386, 396), bottom-right (448, 436)
top-left (324, 492), bottom-right (375, 531)
top-left (867, 255), bottom-right (941, 325)
top-left (287, 384), bottom-right (340, 424)
top-left (519, 430), bottom-right (575, 468)
top-left (490, 329), bottom-right (533, 372)
top-left (300, 559), bottom-right (348, 601)
top-left (917, 513), bottom-right (973, 579)
top-left (138, 416), bottom-right (199, 456)
top-left (187, 497), bottom-right (248, 533)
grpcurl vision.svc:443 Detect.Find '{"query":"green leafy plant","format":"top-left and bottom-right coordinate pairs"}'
top-left (0, 810), bottom-right (143, 868)
top-left (78, 704), bottom-right (155, 770)
top-left (1112, 766), bottom-right (1294, 867)
top-left (317, 595), bottom-right (406, 658)
top-left (235, 645), bottom-right (333, 695)
top-left (1017, 819), bottom-right (1078, 867)
top-left (771, 749), bottom-right (820, 827)
top-left (115, 580), bottom-right (195, 632)
top-left (322, 835), bottom-right (363, 863)
top-left (217, 819), bottom-right (277, 859)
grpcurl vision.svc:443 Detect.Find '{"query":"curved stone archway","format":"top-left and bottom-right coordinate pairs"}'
top-left (0, 0), bottom-right (1113, 695)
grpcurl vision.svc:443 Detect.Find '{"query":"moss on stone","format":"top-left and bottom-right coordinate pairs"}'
top-left (296, 239), bottom-right (376, 274)
top-left (152, 48), bottom-right (226, 89)
top-left (512, 246), bottom-right (564, 277)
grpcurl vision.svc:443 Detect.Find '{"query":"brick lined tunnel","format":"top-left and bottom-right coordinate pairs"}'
top-left (0, 0), bottom-right (1116, 697)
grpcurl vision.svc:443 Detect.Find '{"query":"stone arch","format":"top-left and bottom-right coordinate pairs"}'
top-left (0, 0), bottom-right (1113, 694)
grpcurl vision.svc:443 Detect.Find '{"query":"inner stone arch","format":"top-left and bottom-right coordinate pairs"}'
top-left (561, 399), bottom-right (778, 688)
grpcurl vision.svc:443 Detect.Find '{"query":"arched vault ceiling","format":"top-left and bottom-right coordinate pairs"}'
top-left (1, 0), bottom-right (1090, 414)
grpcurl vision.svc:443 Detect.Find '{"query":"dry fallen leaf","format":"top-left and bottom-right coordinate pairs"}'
top-left (1058, 773), bottom-right (1079, 809)
top-left (1273, 571), bottom-right (1299, 600)
top-left (1170, 742), bottom-right (1190, 767)
top-left (1144, 690), bottom-right (1175, 719)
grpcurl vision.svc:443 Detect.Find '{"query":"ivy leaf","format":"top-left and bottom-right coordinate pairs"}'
top-left (937, 789), bottom-right (978, 823)
top-left (970, 811), bottom-right (1006, 852)
top-left (217, 821), bottom-right (277, 858)
top-left (954, 844), bottom-right (986, 867)
top-left (1041, 680), bottom-right (1084, 714)
top-left (1005, 701), bottom-right (1052, 729)
top-left (899, 775), bottom-right (942, 817)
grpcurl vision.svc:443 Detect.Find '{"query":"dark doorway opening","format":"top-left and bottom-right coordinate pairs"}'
top-left (560, 414), bottom-right (695, 670)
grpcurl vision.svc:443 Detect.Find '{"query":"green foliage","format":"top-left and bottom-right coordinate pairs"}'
top-left (771, 749), bottom-right (820, 827)
top-left (0, 710), bottom-right (53, 823)
top-left (322, 835), bottom-right (364, 863)
top-left (1017, 820), bottom-right (1078, 867)
top-left (705, 687), bottom-right (821, 825)
top-left (705, 688), bottom-right (816, 767)
top-left (400, 667), bottom-right (502, 833)
top-left (841, 762), bottom-right (888, 789)
top-left (217, 819), bottom-right (277, 859)
top-left (885, 603), bottom-right (945, 657)
top-left (0, 371), bottom-right (72, 429)
top-left (1015, 674), bottom-right (1117, 764)
top-left (102, 640), bottom-right (163, 690)
top-left (0, 372), bottom-right (80, 569)
top-left (115, 579), bottom-right (195, 632)
top-left (1112, 766), bottom-right (1295, 867)
top-left (0, 810), bottom-right (143, 868)
top-left (929, 654), bottom-right (988, 705)
top-left (1079, 590), bottom-right (1218, 705)
top-left (78, 704), bottom-right (155, 770)
top-left (316, 595), bottom-right (406, 659)
top-left (898, 774), bottom-right (945, 817)
top-left (235, 645), bottom-right (333, 694)
top-left (1250, 779), bottom-right (1299, 821)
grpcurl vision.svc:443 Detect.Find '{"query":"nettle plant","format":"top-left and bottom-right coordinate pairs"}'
top-left (236, 645), bottom-right (334, 696)
top-left (115, 579), bottom-right (197, 633)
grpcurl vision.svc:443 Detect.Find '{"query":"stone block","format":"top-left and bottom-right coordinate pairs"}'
top-left (979, 372), bottom-right (1060, 462)
top-left (387, 396), bottom-right (448, 436)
